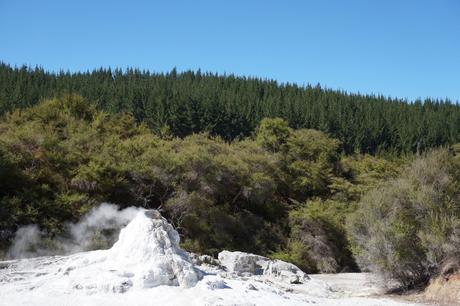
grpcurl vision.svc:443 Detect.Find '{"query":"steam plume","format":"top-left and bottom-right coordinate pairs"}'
top-left (7, 203), bottom-right (142, 259)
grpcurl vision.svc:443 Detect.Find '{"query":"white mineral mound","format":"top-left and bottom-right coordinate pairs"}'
top-left (62, 209), bottom-right (199, 292)
top-left (0, 210), bottom-right (199, 296)
top-left (0, 209), bottom-right (422, 306)
top-left (108, 209), bottom-right (199, 288)
top-left (218, 250), bottom-right (310, 284)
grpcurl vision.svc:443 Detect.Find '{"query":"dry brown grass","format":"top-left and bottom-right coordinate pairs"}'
top-left (425, 270), bottom-right (460, 305)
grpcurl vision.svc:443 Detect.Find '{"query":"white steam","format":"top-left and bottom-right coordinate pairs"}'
top-left (7, 203), bottom-right (142, 259)
top-left (7, 225), bottom-right (43, 259)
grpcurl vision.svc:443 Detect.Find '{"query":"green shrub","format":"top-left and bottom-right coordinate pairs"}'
top-left (347, 149), bottom-right (460, 288)
top-left (272, 199), bottom-right (357, 273)
top-left (0, 100), bottom-right (290, 256)
top-left (256, 117), bottom-right (291, 152)
top-left (0, 96), bottom-right (412, 268)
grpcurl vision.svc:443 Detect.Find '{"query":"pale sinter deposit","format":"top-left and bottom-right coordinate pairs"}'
top-left (0, 208), bottom-right (422, 306)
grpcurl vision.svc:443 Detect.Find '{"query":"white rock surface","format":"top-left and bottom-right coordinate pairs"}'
top-left (218, 250), bottom-right (309, 284)
top-left (108, 209), bottom-right (199, 288)
top-left (266, 259), bottom-right (310, 284)
top-left (0, 210), bottom-right (199, 295)
top-left (0, 209), bottom-right (423, 306)
top-left (218, 250), bottom-right (268, 275)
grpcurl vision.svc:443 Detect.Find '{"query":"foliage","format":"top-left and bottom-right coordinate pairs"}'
top-left (284, 129), bottom-right (342, 199)
top-left (338, 154), bottom-right (406, 200)
top-left (347, 149), bottom-right (460, 288)
top-left (256, 118), bottom-right (291, 152)
top-left (0, 96), bottom-right (414, 275)
top-left (272, 199), bottom-right (357, 273)
top-left (0, 63), bottom-right (459, 154)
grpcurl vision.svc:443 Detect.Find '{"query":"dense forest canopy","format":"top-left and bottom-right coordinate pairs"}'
top-left (0, 63), bottom-right (458, 154)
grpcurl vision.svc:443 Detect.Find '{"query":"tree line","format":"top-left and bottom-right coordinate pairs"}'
top-left (0, 63), bottom-right (458, 154)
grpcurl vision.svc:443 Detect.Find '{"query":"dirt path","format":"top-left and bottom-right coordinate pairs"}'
top-left (310, 273), bottom-right (432, 305)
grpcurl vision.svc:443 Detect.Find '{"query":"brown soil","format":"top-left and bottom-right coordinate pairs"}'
top-left (424, 271), bottom-right (460, 305)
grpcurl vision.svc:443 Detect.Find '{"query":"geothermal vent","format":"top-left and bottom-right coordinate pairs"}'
top-left (0, 210), bottom-right (200, 295)
top-left (108, 209), bottom-right (200, 288)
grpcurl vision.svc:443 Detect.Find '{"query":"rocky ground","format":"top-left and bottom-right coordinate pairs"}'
top-left (0, 210), bottom-right (431, 306)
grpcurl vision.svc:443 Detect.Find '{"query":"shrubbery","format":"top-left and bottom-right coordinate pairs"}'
top-left (271, 199), bottom-right (357, 273)
top-left (2, 96), bottom-right (420, 277)
top-left (0, 97), bottom-right (351, 260)
top-left (347, 149), bottom-right (460, 288)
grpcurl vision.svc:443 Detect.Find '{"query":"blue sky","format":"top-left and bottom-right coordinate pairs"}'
top-left (1, 0), bottom-right (459, 102)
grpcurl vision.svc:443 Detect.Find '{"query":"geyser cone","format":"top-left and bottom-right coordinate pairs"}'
top-left (109, 210), bottom-right (199, 288)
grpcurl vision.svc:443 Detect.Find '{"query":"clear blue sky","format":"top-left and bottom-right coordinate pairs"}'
top-left (1, 0), bottom-right (459, 102)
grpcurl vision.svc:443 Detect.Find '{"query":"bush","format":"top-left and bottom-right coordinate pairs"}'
top-left (347, 149), bottom-right (460, 288)
top-left (0, 100), bottom-right (290, 257)
top-left (256, 117), bottom-right (291, 152)
top-left (272, 199), bottom-right (357, 273)
top-left (284, 129), bottom-right (341, 198)
top-left (0, 97), bottom-right (413, 270)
